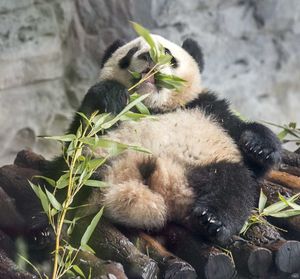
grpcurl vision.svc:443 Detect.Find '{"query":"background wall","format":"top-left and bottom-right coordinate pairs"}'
top-left (0, 0), bottom-right (299, 165)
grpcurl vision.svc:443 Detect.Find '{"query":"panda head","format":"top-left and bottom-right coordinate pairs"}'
top-left (99, 35), bottom-right (204, 111)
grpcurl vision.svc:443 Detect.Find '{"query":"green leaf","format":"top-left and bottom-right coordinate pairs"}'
top-left (81, 138), bottom-right (150, 156)
top-left (157, 53), bottom-right (172, 65)
top-left (34, 175), bottom-right (56, 187)
top-left (263, 200), bottom-right (289, 215)
top-left (129, 70), bottom-right (141, 80)
top-left (269, 209), bottom-right (300, 218)
top-left (101, 94), bottom-right (150, 129)
top-left (155, 73), bottom-right (187, 91)
top-left (44, 134), bottom-right (76, 142)
top-left (84, 180), bottom-right (108, 188)
top-left (80, 207), bottom-right (104, 249)
top-left (66, 140), bottom-right (76, 157)
top-left (73, 265), bottom-right (86, 278)
top-left (239, 220), bottom-right (249, 235)
top-left (258, 189), bottom-right (267, 214)
top-left (88, 267), bottom-right (92, 279)
top-left (277, 130), bottom-right (289, 140)
top-left (92, 113), bottom-right (112, 132)
top-left (56, 173), bottom-right (70, 189)
top-left (263, 193), bottom-right (300, 215)
top-left (18, 255), bottom-right (43, 279)
top-left (29, 181), bottom-right (50, 214)
top-left (149, 48), bottom-right (157, 63)
top-left (119, 112), bottom-right (156, 122)
top-left (131, 21), bottom-right (157, 61)
top-left (50, 208), bottom-right (58, 217)
top-left (286, 201), bottom-right (300, 210)
top-left (77, 123), bottom-right (83, 138)
top-left (80, 243), bottom-right (95, 254)
top-left (45, 188), bottom-right (62, 211)
top-left (87, 157), bottom-right (107, 170)
top-left (77, 112), bottom-right (91, 124)
top-left (136, 101), bottom-right (151, 115)
top-left (130, 93), bottom-right (150, 115)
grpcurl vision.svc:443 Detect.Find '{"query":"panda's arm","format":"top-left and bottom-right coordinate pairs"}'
top-left (186, 91), bottom-right (281, 175)
top-left (68, 80), bottom-right (129, 134)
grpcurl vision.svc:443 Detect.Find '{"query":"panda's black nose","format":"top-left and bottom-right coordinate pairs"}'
top-left (138, 52), bottom-right (152, 63)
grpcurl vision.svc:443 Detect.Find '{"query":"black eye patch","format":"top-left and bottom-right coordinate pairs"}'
top-left (118, 47), bottom-right (139, 69)
top-left (165, 48), bottom-right (178, 68)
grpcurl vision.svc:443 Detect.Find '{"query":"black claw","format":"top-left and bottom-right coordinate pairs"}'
top-left (193, 207), bottom-right (225, 239)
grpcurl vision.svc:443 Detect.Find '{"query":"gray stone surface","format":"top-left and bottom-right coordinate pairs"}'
top-left (0, 0), bottom-right (299, 165)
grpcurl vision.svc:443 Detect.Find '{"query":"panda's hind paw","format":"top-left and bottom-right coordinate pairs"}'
top-left (192, 206), bottom-right (231, 245)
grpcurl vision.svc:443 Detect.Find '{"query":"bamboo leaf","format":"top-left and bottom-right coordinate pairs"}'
top-left (28, 180), bottom-right (41, 198)
top-left (44, 134), bottom-right (76, 142)
top-left (84, 180), bottom-right (108, 188)
top-left (263, 200), bottom-right (289, 215)
top-left (119, 112), bottom-right (156, 121)
top-left (101, 94), bottom-right (150, 129)
top-left (73, 265), bottom-right (86, 278)
top-left (80, 207), bottom-right (104, 249)
top-left (130, 93), bottom-right (150, 115)
top-left (269, 209), bottom-right (300, 218)
top-left (277, 130), bottom-right (289, 140)
top-left (81, 138), bottom-right (151, 156)
top-left (80, 244), bottom-right (95, 254)
top-left (258, 189), bottom-right (267, 214)
top-left (45, 188), bottom-right (62, 211)
top-left (87, 157), bottom-right (107, 170)
top-left (38, 187), bottom-right (50, 214)
top-left (263, 193), bottom-right (300, 215)
top-left (56, 173), bottom-right (70, 189)
top-left (131, 21), bottom-right (157, 61)
top-left (157, 53), bottom-right (172, 65)
top-left (29, 181), bottom-right (50, 214)
top-left (34, 175), bottom-right (56, 187)
top-left (76, 123), bottom-right (83, 138)
top-left (77, 112), bottom-right (91, 124)
top-left (18, 255), bottom-right (43, 279)
top-left (129, 70), bottom-right (141, 80)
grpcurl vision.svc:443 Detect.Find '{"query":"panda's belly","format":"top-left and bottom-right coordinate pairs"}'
top-left (103, 108), bottom-right (241, 166)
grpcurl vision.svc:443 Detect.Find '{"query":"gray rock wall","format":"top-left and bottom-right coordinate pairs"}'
top-left (0, 0), bottom-right (299, 165)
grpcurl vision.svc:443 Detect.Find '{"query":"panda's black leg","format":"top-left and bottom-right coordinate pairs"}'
top-left (187, 162), bottom-right (258, 245)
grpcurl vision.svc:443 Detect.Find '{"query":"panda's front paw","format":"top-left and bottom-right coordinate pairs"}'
top-left (240, 124), bottom-right (281, 168)
top-left (192, 206), bottom-right (231, 245)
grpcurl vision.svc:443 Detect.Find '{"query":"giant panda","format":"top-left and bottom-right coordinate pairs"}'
top-left (48, 35), bottom-right (281, 245)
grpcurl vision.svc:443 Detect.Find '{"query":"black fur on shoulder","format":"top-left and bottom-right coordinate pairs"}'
top-left (182, 38), bottom-right (204, 72)
top-left (68, 80), bottom-right (129, 135)
top-left (101, 39), bottom-right (125, 68)
top-left (187, 161), bottom-right (258, 245)
top-left (186, 91), bottom-right (244, 140)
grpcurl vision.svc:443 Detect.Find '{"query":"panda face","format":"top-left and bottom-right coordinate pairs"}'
top-left (99, 35), bottom-right (204, 111)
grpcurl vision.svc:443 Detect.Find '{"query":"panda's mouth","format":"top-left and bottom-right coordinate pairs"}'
top-left (141, 72), bottom-right (155, 85)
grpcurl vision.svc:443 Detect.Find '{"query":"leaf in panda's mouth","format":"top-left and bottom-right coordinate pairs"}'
top-left (155, 73), bottom-right (187, 91)
top-left (130, 21), bottom-right (187, 92)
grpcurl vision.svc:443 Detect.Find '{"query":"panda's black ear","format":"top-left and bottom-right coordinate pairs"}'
top-left (101, 39), bottom-right (125, 68)
top-left (182, 38), bottom-right (204, 72)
